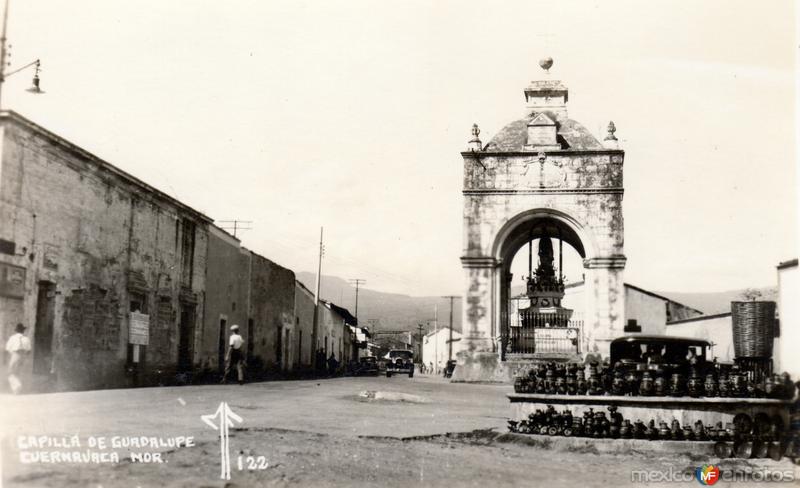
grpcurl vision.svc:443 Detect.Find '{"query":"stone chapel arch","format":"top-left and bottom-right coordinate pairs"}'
top-left (455, 63), bottom-right (627, 382)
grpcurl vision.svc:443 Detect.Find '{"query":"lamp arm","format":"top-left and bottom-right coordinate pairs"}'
top-left (2, 58), bottom-right (38, 79)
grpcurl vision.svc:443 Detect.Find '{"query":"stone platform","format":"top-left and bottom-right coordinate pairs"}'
top-left (496, 432), bottom-right (720, 456)
top-left (509, 393), bottom-right (793, 426)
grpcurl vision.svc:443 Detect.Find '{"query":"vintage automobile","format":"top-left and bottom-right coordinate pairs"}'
top-left (610, 335), bottom-right (711, 377)
top-left (385, 350), bottom-right (415, 378)
top-left (354, 356), bottom-right (380, 376)
top-left (444, 359), bottom-right (457, 378)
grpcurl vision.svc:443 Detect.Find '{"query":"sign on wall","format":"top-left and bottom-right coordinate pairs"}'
top-left (0, 262), bottom-right (26, 299)
top-left (129, 312), bottom-right (150, 346)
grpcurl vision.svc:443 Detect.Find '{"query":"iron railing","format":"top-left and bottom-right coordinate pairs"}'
top-left (502, 308), bottom-right (582, 356)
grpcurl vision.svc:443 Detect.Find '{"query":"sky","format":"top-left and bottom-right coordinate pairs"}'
top-left (4, 0), bottom-right (797, 296)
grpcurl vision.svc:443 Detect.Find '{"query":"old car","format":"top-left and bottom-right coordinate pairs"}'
top-left (444, 359), bottom-right (457, 378)
top-left (354, 356), bottom-right (380, 376)
top-left (385, 350), bottom-right (414, 378)
top-left (610, 335), bottom-right (711, 377)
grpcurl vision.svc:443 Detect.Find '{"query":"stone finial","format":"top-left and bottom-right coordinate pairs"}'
top-left (468, 123), bottom-right (482, 151)
top-left (539, 57), bottom-right (553, 73)
top-left (604, 121), bottom-right (618, 141)
top-left (603, 121), bottom-right (619, 149)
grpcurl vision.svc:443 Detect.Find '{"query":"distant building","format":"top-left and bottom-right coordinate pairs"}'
top-left (198, 226), bottom-right (296, 377)
top-left (561, 282), bottom-right (703, 336)
top-left (294, 280), bottom-right (316, 369)
top-left (422, 327), bottom-right (463, 372)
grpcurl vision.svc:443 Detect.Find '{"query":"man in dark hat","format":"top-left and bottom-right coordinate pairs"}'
top-left (5, 323), bottom-right (31, 394)
top-left (222, 324), bottom-right (245, 385)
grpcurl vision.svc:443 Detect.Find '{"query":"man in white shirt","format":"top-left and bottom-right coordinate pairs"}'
top-left (6, 323), bottom-right (31, 394)
top-left (222, 324), bottom-right (245, 385)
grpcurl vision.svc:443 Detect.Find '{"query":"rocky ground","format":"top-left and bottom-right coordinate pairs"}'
top-left (1, 375), bottom-right (797, 487)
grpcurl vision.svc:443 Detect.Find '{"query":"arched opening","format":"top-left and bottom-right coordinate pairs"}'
top-left (493, 210), bottom-right (593, 360)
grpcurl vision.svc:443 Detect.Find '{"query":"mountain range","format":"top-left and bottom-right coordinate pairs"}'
top-left (296, 271), bottom-right (778, 333)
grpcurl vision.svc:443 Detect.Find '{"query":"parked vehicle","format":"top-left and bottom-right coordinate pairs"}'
top-left (385, 350), bottom-right (414, 378)
top-left (444, 359), bottom-right (457, 378)
top-left (610, 335), bottom-right (711, 377)
top-left (354, 356), bottom-right (380, 376)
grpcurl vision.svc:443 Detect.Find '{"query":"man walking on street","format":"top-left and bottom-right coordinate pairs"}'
top-left (6, 323), bottom-right (31, 394)
top-left (222, 324), bottom-right (245, 385)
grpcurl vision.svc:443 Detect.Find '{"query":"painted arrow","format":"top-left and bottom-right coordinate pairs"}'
top-left (201, 402), bottom-right (243, 480)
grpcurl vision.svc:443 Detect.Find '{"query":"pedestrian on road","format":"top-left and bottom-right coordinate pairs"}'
top-left (222, 324), bottom-right (245, 385)
top-left (327, 352), bottom-right (338, 377)
top-left (6, 323), bottom-right (31, 394)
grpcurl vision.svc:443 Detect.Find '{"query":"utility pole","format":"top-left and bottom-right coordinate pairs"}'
top-left (217, 220), bottom-right (252, 238)
top-left (311, 227), bottom-right (324, 368)
top-left (433, 305), bottom-right (438, 373)
top-left (416, 323), bottom-right (425, 363)
top-left (348, 278), bottom-right (366, 322)
top-left (441, 296), bottom-right (460, 361)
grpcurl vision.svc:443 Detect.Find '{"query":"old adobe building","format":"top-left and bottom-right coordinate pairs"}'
top-left (455, 61), bottom-right (627, 382)
top-left (0, 111), bottom-right (210, 390)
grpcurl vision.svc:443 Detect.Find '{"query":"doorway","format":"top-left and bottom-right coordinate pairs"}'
top-left (217, 317), bottom-right (227, 374)
top-left (33, 281), bottom-right (55, 374)
top-left (178, 304), bottom-right (195, 372)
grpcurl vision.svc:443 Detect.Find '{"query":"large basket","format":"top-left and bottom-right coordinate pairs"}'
top-left (731, 301), bottom-right (776, 358)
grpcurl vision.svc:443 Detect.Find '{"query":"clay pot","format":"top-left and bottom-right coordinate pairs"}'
top-left (555, 376), bottom-right (567, 395)
top-left (634, 420), bottom-right (647, 439)
top-left (682, 425), bottom-right (695, 441)
top-left (566, 375), bottom-right (577, 395)
top-left (734, 440), bottom-right (754, 459)
top-left (611, 370), bottom-right (626, 396)
top-left (646, 420), bottom-right (658, 440)
top-left (639, 372), bottom-right (654, 396)
top-left (669, 373), bottom-right (686, 397)
top-left (730, 373), bottom-right (746, 398)
top-left (718, 375), bottom-right (730, 397)
top-left (687, 375), bottom-right (703, 398)
top-left (594, 412), bottom-right (609, 438)
top-left (620, 420), bottom-right (633, 439)
top-left (654, 375), bottom-right (667, 396)
top-left (514, 376), bottom-right (528, 393)
top-left (753, 441), bottom-right (769, 458)
top-left (694, 420), bottom-right (707, 441)
top-left (671, 419), bottom-right (683, 440)
top-left (658, 422), bottom-right (671, 439)
top-left (571, 417), bottom-right (584, 437)
top-left (544, 369), bottom-right (555, 394)
top-left (704, 374), bottom-right (718, 397)
top-left (625, 371), bottom-right (641, 397)
top-left (508, 420), bottom-right (519, 432)
top-left (576, 373), bottom-right (588, 395)
top-left (714, 441), bottom-right (733, 458)
top-left (767, 441), bottom-right (784, 461)
top-left (764, 375), bottom-right (778, 398)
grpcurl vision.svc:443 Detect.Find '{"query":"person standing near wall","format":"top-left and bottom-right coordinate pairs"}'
top-left (6, 323), bottom-right (31, 394)
top-left (222, 324), bottom-right (245, 385)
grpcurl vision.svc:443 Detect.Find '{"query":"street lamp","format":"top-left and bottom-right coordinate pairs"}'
top-left (0, 0), bottom-right (44, 108)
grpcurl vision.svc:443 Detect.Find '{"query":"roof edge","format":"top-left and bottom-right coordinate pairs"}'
top-left (0, 110), bottom-right (213, 223)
